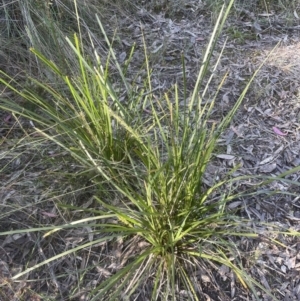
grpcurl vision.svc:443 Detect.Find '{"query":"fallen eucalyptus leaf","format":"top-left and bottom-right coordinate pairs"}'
top-left (216, 154), bottom-right (235, 160)
top-left (273, 127), bottom-right (287, 136)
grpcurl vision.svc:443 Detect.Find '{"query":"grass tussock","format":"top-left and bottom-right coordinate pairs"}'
top-left (0, 0), bottom-right (300, 300)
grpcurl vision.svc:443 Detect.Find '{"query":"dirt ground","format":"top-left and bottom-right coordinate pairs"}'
top-left (0, 1), bottom-right (300, 300)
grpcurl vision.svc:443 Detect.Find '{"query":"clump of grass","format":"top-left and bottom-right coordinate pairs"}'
top-left (1, 0), bottom-right (300, 300)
